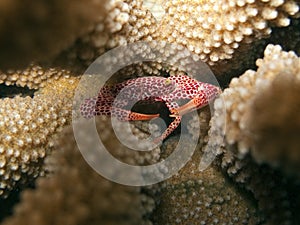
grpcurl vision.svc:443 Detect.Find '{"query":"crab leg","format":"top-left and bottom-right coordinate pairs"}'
top-left (80, 97), bottom-right (159, 121)
top-left (154, 116), bottom-right (182, 143)
top-left (151, 100), bottom-right (182, 142)
top-left (111, 107), bottom-right (159, 121)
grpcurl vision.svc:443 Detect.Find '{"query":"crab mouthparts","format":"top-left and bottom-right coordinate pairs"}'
top-left (169, 99), bottom-right (197, 117)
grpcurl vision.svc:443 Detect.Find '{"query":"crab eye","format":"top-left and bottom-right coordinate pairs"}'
top-left (164, 78), bottom-right (172, 86)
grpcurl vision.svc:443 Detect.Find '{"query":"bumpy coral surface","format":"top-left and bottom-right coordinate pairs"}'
top-left (151, 136), bottom-right (262, 225)
top-left (245, 46), bottom-right (300, 175)
top-left (2, 118), bottom-right (156, 225)
top-left (154, 0), bottom-right (299, 66)
top-left (56, 0), bottom-right (300, 79)
top-left (147, 0), bottom-right (299, 81)
top-left (0, 64), bottom-right (71, 89)
top-left (0, 75), bottom-right (79, 198)
top-left (202, 44), bottom-right (300, 224)
top-left (204, 44), bottom-right (300, 167)
top-left (59, 0), bottom-right (157, 71)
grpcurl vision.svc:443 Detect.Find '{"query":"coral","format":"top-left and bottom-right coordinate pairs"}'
top-left (2, 117), bottom-right (156, 225)
top-left (0, 0), bottom-right (108, 69)
top-left (150, 136), bottom-right (262, 225)
top-left (0, 0), bottom-right (299, 224)
top-left (152, 0), bottom-right (299, 76)
top-left (156, 0), bottom-right (299, 64)
top-left (2, 109), bottom-right (262, 225)
top-left (55, 0), bottom-right (300, 79)
top-left (58, 0), bottom-right (157, 71)
top-left (0, 0), bottom-right (161, 198)
top-left (222, 155), bottom-right (300, 225)
top-left (147, 108), bottom-right (261, 224)
top-left (245, 53), bottom-right (300, 176)
top-left (142, 0), bottom-right (165, 22)
top-left (0, 64), bottom-right (72, 89)
top-left (204, 44), bottom-right (300, 167)
top-left (0, 75), bottom-right (79, 198)
top-left (202, 44), bottom-right (300, 224)
top-left (187, 107), bottom-right (212, 142)
top-left (40, 0), bottom-right (300, 80)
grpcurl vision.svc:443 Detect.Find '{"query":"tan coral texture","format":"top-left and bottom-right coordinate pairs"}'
top-left (151, 136), bottom-right (261, 225)
top-left (154, 0), bottom-right (299, 65)
top-left (0, 64), bottom-right (72, 89)
top-left (245, 47), bottom-right (300, 175)
top-left (2, 118), bottom-right (156, 225)
top-left (0, 76), bottom-right (79, 198)
top-left (202, 44), bottom-right (300, 224)
top-left (204, 44), bottom-right (300, 165)
top-left (59, 0), bottom-right (157, 70)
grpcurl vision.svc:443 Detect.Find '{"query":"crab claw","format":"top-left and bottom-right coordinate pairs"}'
top-left (169, 86), bottom-right (222, 117)
top-left (169, 98), bottom-right (200, 117)
top-left (128, 112), bottom-right (160, 121)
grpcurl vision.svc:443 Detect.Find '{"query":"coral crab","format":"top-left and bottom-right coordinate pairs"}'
top-left (80, 75), bottom-right (221, 142)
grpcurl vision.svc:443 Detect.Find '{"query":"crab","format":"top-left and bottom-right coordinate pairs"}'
top-left (80, 74), bottom-right (221, 142)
